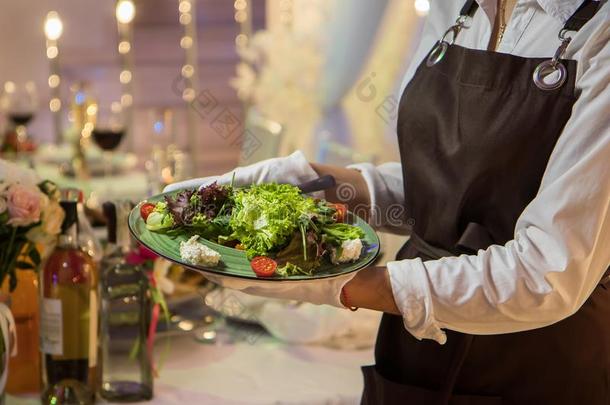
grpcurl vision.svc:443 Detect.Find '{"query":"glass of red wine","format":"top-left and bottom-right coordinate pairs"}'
top-left (92, 102), bottom-right (125, 179)
top-left (0, 81), bottom-right (37, 154)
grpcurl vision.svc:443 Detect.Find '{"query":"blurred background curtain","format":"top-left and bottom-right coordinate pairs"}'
top-left (265, 0), bottom-right (424, 163)
top-left (313, 0), bottom-right (389, 157)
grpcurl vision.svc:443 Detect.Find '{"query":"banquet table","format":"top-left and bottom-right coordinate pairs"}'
top-left (33, 161), bottom-right (150, 204)
top-left (7, 330), bottom-right (373, 405)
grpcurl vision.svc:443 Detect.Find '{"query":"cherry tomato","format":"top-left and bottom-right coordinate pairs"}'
top-left (250, 256), bottom-right (277, 277)
top-left (140, 203), bottom-right (156, 222)
top-left (329, 203), bottom-right (348, 223)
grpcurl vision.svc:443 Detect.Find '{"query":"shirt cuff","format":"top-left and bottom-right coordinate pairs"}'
top-left (387, 257), bottom-right (447, 344)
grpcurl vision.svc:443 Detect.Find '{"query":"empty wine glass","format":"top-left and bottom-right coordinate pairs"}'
top-left (0, 81), bottom-right (37, 155)
top-left (92, 102), bottom-right (125, 180)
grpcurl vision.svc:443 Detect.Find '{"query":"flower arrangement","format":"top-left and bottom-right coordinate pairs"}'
top-left (0, 160), bottom-right (64, 290)
top-left (230, 27), bottom-right (325, 155)
top-left (231, 30), bottom-right (323, 123)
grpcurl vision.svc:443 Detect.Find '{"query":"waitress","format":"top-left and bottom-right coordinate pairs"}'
top-left (169, 0), bottom-right (610, 403)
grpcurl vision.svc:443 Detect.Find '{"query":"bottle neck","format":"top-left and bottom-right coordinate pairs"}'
top-left (58, 223), bottom-right (78, 249)
top-left (59, 200), bottom-right (79, 249)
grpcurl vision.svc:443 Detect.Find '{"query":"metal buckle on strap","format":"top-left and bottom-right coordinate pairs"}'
top-left (426, 16), bottom-right (470, 67)
top-left (533, 1), bottom-right (601, 91)
top-left (533, 32), bottom-right (571, 91)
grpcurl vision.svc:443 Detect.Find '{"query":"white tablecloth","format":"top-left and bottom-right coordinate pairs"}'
top-left (8, 334), bottom-right (373, 405)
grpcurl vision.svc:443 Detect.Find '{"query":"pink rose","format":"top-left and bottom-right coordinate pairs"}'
top-left (6, 183), bottom-right (41, 227)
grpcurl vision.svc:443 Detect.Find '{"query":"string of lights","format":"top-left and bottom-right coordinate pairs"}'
top-left (234, 0), bottom-right (252, 51)
top-left (179, 0), bottom-right (200, 171)
top-left (44, 11), bottom-right (64, 143)
top-left (115, 0), bottom-right (136, 150)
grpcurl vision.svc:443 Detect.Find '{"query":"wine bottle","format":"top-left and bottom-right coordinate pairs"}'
top-left (99, 201), bottom-right (153, 401)
top-left (40, 188), bottom-right (98, 404)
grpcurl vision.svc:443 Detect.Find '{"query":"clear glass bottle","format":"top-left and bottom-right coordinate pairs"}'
top-left (40, 188), bottom-right (98, 404)
top-left (99, 201), bottom-right (153, 402)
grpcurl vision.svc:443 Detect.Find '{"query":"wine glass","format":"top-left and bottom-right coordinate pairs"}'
top-left (0, 81), bottom-right (37, 155)
top-left (92, 102), bottom-right (125, 180)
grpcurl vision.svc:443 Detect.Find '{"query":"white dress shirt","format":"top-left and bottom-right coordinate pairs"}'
top-left (350, 0), bottom-right (610, 344)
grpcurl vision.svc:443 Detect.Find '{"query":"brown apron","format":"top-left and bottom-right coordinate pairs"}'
top-left (362, 1), bottom-right (610, 404)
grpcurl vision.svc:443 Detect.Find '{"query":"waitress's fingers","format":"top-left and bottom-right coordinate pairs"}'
top-left (163, 176), bottom-right (218, 193)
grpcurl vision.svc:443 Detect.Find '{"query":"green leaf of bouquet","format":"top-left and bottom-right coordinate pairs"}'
top-left (29, 247), bottom-right (41, 266)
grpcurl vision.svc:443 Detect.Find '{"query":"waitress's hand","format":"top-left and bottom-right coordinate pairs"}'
top-left (164, 150), bottom-right (319, 194)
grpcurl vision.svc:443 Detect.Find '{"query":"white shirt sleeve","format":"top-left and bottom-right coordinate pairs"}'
top-left (389, 22), bottom-right (610, 344)
top-left (346, 162), bottom-right (407, 233)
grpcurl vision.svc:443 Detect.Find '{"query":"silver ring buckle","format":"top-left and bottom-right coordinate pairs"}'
top-left (426, 41), bottom-right (449, 67)
top-left (533, 60), bottom-right (567, 91)
top-left (533, 34), bottom-right (572, 91)
top-left (426, 23), bottom-right (463, 67)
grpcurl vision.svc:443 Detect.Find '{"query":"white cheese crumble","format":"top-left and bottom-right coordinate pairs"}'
top-left (330, 239), bottom-right (363, 264)
top-left (179, 235), bottom-right (221, 266)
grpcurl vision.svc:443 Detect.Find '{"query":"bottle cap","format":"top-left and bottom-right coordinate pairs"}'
top-left (59, 188), bottom-right (81, 233)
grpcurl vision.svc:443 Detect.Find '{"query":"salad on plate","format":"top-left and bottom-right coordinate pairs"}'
top-left (138, 182), bottom-right (367, 278)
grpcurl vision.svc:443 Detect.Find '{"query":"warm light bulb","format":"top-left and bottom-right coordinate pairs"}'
top-left (121, 93), bottom-right (133, 107)
top-left (119, 70), bottom-right (132, 84)
top-left (414, 0), bottom-right (430, 16)
top-left (179, 13), bottom-right (192, 25)
top-left (44, 11), bottom-right (63, 41)
top-left (4, 81), bottom-right (16, 94)
top-left (181, 64), bottom-right (194, 78)
top-left (48, 74), bottom-right (60, 88)
top-left (118, 41), bottom-right (131, 54)
top-left (116, 0), bottom-right (136, 24)
top-left (179, 1), bottom-right (192, 14)
top-left (49, 98), bottom-right (61, 112)
top-left (180, 36), bottom-right (193, 49)
top-left (46, 46), bottom-right (59, 59)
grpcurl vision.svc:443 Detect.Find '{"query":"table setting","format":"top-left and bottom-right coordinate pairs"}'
top-left (1, 158), bottom-right (381, 405)
top-left (0, 1), bottom-right (413, 403)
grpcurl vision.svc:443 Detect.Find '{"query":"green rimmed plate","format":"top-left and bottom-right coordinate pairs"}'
top-left (128, 190), bottom-right (380, 286)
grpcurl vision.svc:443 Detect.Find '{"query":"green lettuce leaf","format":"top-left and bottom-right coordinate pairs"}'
top-left (229, 183), bottom-right (317, 258)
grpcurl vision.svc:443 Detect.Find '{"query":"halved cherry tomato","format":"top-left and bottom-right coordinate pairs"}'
top-left (140, 203), bottom-right (156, 222)
top-left (250, 256), bottom-right (277, 277)
top-left (329, 203), bottom-right (348, 223)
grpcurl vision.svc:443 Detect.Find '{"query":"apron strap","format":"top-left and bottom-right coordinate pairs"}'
top-left (459, 0), bottom-right (479, 18)
top-left (563, 0), bottom-right (602, 32)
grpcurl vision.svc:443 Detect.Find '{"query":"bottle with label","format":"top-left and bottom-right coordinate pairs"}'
top-left (40, 188), bottom-right (98, 404)
top-left (99, 201), bottom-right (153, 401)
